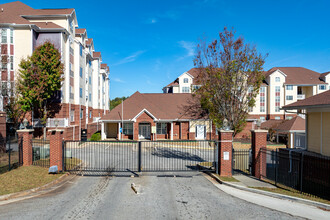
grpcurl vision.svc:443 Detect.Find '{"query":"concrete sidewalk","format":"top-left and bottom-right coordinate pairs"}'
top-left (231, 174), bottom-right (277, 188)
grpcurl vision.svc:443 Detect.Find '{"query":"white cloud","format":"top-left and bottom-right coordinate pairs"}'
top-left (178, 41), bottom-right (196, 60)
top-left (112, 78), bottom-right (125, 83)
top-left (113, 50), bottom-right (146, 66)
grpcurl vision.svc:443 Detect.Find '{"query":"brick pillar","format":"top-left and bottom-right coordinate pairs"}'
top-left (17, 129), bottom-right (34, 166)
top-left (49, 129), bottom-right (64, 171)
top-left (218, 130), bottom-right (233, 177)
top-left (251, 129), bottom-right (268, 179)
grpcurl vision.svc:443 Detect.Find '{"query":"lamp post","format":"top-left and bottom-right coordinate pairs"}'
top-left (23, 118), bottom-right (28, 129)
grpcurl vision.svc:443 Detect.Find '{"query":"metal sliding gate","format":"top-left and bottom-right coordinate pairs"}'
top-left (64, 140), bottom-right (216, 174)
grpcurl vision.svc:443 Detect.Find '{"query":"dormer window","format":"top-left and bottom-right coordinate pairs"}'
top-left (319, 85), bottom-right (326, 90)
top-left (184, 78), bottom-right (188, 83)
top-left (275, 77), bottom-right (280, 82)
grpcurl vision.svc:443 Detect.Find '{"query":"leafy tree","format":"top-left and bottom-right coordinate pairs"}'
top-left (110, 96), bottom-right (128, 111)
top-left (17, 41), bottom-right (64, 124)
top-left (194, 27), bottom-right (266, 136)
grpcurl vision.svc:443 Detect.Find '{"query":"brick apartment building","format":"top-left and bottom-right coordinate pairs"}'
top-left (0, 1), bottom-right (110, 139)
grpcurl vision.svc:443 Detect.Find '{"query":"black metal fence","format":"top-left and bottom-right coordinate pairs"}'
top-left (0, 133), bottom-right (22, 174)
top-left (32, 139), bottom-right (50, 168)
top-left (233, 149), bottom-right (250, 174)
top-left (261, 148), bottom-right (330, 200)
top-left (64, 140), bottom-right (216, 173)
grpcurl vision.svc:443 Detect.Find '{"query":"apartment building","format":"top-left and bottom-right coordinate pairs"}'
top-left (0, 1), bottom-right (110, 139)
top-left (164, 67), bottom-right (329, 137)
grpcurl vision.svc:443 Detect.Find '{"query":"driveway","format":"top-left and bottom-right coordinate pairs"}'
top-left (0, 171), bottom-right (301, 220)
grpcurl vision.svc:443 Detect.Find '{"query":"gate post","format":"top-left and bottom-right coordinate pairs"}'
top-left (17, 129), bottom-right (34, 166)
top-left (49, 129), bottom-right (64, 172)
top-left (138, 141), bottom-right (142, 172)
top-left (251, 129), bottom-right (267, 179)
top-left (218, 130), bottom-right (233, 177)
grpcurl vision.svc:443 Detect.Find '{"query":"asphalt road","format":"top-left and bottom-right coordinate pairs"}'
top-left (0, 172), bottom-right (301, 220)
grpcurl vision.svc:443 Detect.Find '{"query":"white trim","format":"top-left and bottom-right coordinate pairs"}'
top-left (179, 71), bottom-right (194, 79)
top-left (132, 108), bottom-right (157, 120)
top-left (272, 69), bottom-right (287, 77)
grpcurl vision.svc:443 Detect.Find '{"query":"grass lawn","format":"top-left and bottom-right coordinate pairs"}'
top-left (213, 174), bottom-right (239, 182)
top-left (0, 166), bottom-right (64, 196)
top-left (253, 187), bottom-right (330, 205)
top-left (0, 152), bottom-right (19, 174)
top-left (0, 158), bottom-right (81, 196)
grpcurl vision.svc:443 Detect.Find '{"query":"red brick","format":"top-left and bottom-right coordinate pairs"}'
top-left (251, 130), bottom-right (267, 179)
top-left (17, 129), bottom-right (34, 166)
top-left (49, 129), bottom-right (64, 171)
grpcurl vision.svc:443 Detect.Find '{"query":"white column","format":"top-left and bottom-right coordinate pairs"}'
top-left (171, 122), bottom-right (173, 140)
top-left (290, 132), bottom-right (293, 148)
top-left (101, 122), bottom-right (105, 140)
top-left (118, 122), bottom-right (121, 140)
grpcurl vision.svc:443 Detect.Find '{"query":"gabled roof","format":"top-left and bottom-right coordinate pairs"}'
top-left (101, 92), bottom-right (207, 121)
top-left (101, 64), bottom-right (109, 72)
top-left (86, 38), bottom-right (93, 45)
top-left (283, 90), bottom-right (330, 110)
top-left (165, 79), bottom-right (179, 87)
top-left (320, 71), bottom-right (330, 79)
top-left (261, 119), bottom-right (284, 130)
top-left (264, 67), bottom-right (326, 85)
top-left (275, 116), bottom-right (305, 132)
top-left (0, 1), bottom-right (74, 25)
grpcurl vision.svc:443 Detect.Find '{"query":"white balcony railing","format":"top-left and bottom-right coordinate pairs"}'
top-left (33, 118), bottom-right (69, 128)
top-left (297, 94), bottom-right (305, 100)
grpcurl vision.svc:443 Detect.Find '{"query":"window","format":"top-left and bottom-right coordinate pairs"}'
top-left (123, 123), bottom-right (133, 135)
top-left (80, 45), bottom-right (83, 56)
top-left (275, 86), bottom-right (280, 112)
top-left (286, 95), bottom-right (293, 100)
top-left (89, 110), bottom-right (92, 119)
top-left (275, 77), bottom-right (280, 82)
top-left (70, 110), bottom-right (74, 122)
top-left (10, 56), bottom-right (13, 70)
top-left (80, 108), bottom-right (83, 119)
top-left (1, 82), bottom-right (7, 96)
top-left (286, 85), bottom-right (293, 90)
top-left (69, 21), bottom-right (74, 33)
top-left (89, 93), bottom-right (91, 102)
top-left (1, 29), bottom-right (7, 43)
top-left (275, 116), bottom-right (281, 120)
top-left (1, 56), bottom-right (7, 70)
top-left (182, 86), bottom-right (190, 93)
top-left (10, 29), bottom-right (13, 44)
top-left (260, 87), bottom-right (265, 113)
top-left (260, 116), bottom-right (265, 121)
top-left (79, 88), bottom-right (82, 98)
top-left (286, 116), bottom-right (293, 120)
top-left (183, 78), bottom-right (188, 83)
top-left (319, 85), bottom-right (326, 90)
top-left (89, 60), bottom-right (91, 67)
top-left (157, 123), bottom-right (167, 134)
top-left (192, 85), bottom-right (201, 91)
top-left (80, 67), bottom-right (83, 78)
top-left (89, 76), bottom-right (91, 85)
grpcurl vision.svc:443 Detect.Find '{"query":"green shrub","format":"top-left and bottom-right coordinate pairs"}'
top-left (90, 132), bottom-right (101, 141)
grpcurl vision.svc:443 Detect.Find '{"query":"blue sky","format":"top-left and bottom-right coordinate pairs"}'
top-left (8, 0), bottom-right (330, 98)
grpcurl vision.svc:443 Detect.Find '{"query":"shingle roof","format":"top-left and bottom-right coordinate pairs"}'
top-left (101, 92), bottom-right (207, 121)
top-left (283, 90), bottom-right (330, 109)
top-left (0, 1), bottom-right (73, 25)
top-left (75, 28), bottom-right (86, 34)
top-left (320, 71), bottom-right (330, 79)
top-left (32, 22), bottom-right (63, 29)
top-left (275, 116), bottom-right (305, 132)
top-left (93, 52), bottom-right (101, 58)
top-left (264, 67), bottom-right (326, 85)
top-left (86, 38), bottom-right (93, 45)
top-left (260, 119), bottom-right (284, 130)
top-left (165, 80), bottom-right (179, 87)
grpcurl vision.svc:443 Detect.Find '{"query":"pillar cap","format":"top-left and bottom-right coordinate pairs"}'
top-left (17, 129), bottom-right (34, 133)
top-left (251, 129), bottom-right (268, 133)
top-left (48, 129), bottom-right (64, 132)
top-left (219, 130), bottom-right (234, 133)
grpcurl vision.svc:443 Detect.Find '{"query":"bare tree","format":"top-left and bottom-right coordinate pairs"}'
top-left (194, 27), bottom-right (267, 136)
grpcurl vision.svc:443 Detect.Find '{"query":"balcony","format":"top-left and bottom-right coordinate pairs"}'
top-left (70, 93), bottom-right (74, 100)
top-left (297, 94), bottom-right (305, 100)
top-left (33, 118), bottom-right (69, 128)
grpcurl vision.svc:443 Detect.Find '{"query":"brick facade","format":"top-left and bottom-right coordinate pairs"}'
top-left (17, 129), bottom-right (34, 166)
top-left (218, 130), bottom-right (233, 177)
top-left (251, 130), bottom-right (268, 179)
top-left (0, 112), bottom-right (6, 153)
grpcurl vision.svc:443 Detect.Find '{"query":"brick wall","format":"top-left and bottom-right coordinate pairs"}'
top-left (87, 122), bottom-right (100, 139)
top-left (17, 130), bottom-right (33, 166)
top-left (251, 130), bottom-right (267, 179)
top-left (218, 130), bottom-right (233, 177)
top-left (49, 130), bottom-right (64, 171)
top-left (0, 112), bottom-right (6, 153)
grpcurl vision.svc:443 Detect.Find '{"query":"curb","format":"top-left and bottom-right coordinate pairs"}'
top-left (206, 172), bottom-right (330, 211)
top-left (0, 172), bottom-right (72, 202)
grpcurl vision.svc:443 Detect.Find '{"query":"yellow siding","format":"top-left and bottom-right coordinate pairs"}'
top-left (189, 120), bottom-right (212, 133)
top-left (26, 18), bottom-right (68, 30)
top-left (322, 112), bottom-right (330, 156)
top-left (14, 28), bottom-right (32, 78)
top-left (308, 112), bottom-right (321, 154)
